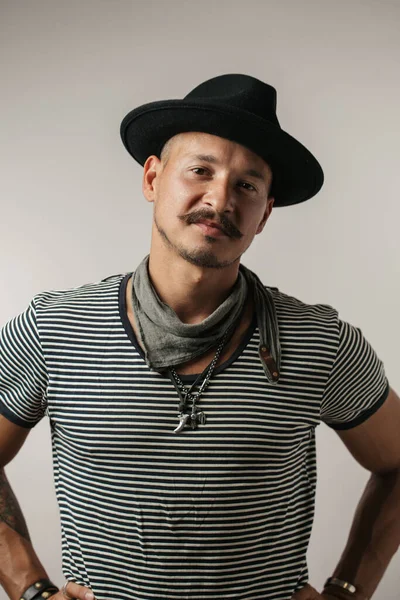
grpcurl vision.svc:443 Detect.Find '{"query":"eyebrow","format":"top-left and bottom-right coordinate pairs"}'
top-left (188, 153), bottom-right (267, 182)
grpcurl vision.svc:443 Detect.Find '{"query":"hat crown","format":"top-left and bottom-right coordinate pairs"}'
top-left (185, 74), bottom-right (280, 127)
top-left (120, 72), bottom-right (324, 206)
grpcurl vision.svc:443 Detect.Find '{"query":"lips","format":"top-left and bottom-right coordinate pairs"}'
top-left (197, 220), bottom-right (223, 230)
top-left (195, 222), bottom-right (226, 238)
top-left (194, 220), bottom-right (227, 236)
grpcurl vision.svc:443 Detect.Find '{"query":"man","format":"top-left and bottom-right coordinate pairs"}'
top-left (0, 74), bottom-right (399, 600)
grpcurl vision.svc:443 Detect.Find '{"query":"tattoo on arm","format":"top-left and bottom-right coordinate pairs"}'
top-left (0, 469), bottom-right (31, 541)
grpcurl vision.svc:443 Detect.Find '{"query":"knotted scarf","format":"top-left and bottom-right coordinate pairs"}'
top-left (131, 255), bottom-right (281, 383)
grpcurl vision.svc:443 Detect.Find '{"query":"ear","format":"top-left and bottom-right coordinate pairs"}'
top-left (142, 155), bottom-right (162, 204)
top-left (256, 197), bottom-right (274, 235)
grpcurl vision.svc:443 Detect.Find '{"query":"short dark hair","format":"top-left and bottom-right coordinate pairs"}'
top-left (159, 136), bottom-right (178, 165)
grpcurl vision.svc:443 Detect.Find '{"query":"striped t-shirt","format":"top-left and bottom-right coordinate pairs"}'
top-left (0, 272), bottom-right (389, 600)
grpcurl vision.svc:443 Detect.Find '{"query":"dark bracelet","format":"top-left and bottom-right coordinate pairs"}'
top-left (324, 577), bottom-right (357, 594)
top-left (20, 579), bottom-right (59, 600)
top-left (323, 582), bottom-right (368, 600)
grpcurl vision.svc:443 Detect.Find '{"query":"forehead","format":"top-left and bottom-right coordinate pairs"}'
top-left (168, 132), bottom-right (271, 173)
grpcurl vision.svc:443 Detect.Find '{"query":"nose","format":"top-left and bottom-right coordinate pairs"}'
top-left (202, 177), bottom-right (234, 214)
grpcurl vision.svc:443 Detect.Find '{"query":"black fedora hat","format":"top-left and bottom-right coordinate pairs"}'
top-left (120, 73), bottom-right (324, 207)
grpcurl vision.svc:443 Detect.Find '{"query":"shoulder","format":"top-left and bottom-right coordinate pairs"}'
top-left (32, 272), bottom-right (129, 313)
top-left (268, 286), bottom-right (339, 327)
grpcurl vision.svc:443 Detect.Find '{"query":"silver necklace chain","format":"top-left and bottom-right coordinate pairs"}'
top-left (169, 330), bottom-right (230, 434)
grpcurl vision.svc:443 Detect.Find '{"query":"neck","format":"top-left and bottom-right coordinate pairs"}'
top-left (147, 250), bottom-right (240, 324)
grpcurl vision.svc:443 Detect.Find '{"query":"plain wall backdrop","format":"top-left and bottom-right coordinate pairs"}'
top-left (1, 0), bottom-right (399, 598)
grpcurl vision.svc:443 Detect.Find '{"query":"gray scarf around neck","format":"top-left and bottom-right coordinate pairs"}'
top-left (131, 255), bottom-right (281, 384)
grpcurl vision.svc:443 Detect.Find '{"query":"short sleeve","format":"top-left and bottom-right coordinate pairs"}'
top-left (0, 299), bottom-right (48, 428)
top-left (320, 319), bottom-right (390, 430)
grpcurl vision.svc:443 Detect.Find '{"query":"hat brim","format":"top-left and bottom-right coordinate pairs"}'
top-left (120, 99), bottom-right (324, 207)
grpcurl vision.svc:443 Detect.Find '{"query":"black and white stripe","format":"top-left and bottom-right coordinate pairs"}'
top-left (0, 273), bottom-right (389, 600)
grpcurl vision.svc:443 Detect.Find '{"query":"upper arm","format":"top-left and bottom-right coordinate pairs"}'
top-left (321, 319), bottom-right (389, 429)
top-left (336, 387), bottom-right (400, 474)
top-left (0, 300), bottom-right (48, 429)
top-left (0, 414), bottom-right (31, 467)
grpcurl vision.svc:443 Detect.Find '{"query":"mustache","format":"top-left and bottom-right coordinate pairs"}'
top-left (179, 209), bottom-right (243, 239)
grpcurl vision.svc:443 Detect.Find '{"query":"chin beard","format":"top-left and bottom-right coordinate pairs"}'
top-left (177, 245), bottom-right (237, 269)
top-left (155, 218), bottom-right (240, 269)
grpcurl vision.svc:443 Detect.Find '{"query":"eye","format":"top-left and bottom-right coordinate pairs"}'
top-left (238, 181), bottom-right (257, 192)
top-left (191, 167), bottom-right (209, 175)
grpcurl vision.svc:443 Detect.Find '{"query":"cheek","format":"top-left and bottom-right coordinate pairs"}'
top-left (240, 209), bottom-right (266, 236)
top-left (157, 179), bottom-right (193, 212)
top-left (154, 185), bottom-right (193, 230)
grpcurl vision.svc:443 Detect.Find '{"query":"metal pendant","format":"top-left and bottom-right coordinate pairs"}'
top-left (190, 411), bottom-right (206, 429)
top-left (173, 411), bottom-right (207, 433)
top-left (173, 413), bottom-right (190, 434)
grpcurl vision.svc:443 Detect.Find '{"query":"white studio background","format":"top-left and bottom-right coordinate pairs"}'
top-left (0, 0), bottom-right (399, 598)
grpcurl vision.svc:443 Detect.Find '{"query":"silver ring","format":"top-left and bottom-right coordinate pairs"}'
top-left (61, 582), bottom-right (74, 600)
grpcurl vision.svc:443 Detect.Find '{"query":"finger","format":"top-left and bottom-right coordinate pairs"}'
top-left (61, 582), bottom-right (95, 600)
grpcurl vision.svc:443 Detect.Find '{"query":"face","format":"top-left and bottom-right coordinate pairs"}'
top-left (142, 132), bottom-right (274, 269)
